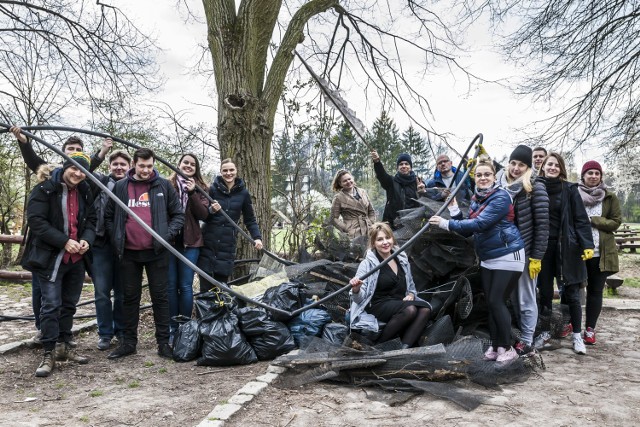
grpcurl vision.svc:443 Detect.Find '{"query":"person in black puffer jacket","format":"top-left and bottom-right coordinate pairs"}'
top-left (496, 145), bottom-right (549, 355)
top-left (197, 158), bottom-right (263, 291)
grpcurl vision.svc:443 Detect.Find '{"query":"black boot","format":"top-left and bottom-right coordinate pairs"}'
top-left (35, 351), bottom-right (55, 377)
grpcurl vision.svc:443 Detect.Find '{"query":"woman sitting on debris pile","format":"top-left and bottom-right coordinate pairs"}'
top-left (429, 156), bottom-right (525, 363)
top-left (329, 169), bottom-right (376, 239)
top-left (577, 160), bottom-right (620, 346)
top-left (349, 222), bottom-right (431, 348)
top-left (534, 153), bottom-right (594, 355)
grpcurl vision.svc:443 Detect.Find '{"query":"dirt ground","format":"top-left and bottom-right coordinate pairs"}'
top-left (1, 254), bottom-right (639, 427)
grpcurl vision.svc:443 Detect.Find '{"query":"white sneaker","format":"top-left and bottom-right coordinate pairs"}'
top-left (572, 333), bottom-right (586, 355)
top-left (496, 346), bottom-right (519, 363)
top-left (534, 331), bottom-right (551, 350)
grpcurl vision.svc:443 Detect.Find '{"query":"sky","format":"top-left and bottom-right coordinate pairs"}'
top-left (117, 1), bottom-right (604, 173)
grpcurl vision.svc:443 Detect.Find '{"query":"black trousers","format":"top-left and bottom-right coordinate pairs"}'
top-left (481, 267), bottom-right (521, 348)
top-left (585, 257), bottom-right (609, 329)
top-left (119, 250), bottom-right (170, 346)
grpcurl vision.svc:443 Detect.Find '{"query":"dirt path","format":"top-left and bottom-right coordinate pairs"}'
top-left (1, 254), bottom-right (639, 426)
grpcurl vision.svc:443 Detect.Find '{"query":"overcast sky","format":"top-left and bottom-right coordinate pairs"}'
top-left (117, 1), bottom-right (603, 171)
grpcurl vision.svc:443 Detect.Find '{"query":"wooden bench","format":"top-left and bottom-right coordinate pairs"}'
top-left (616, 236), bottom-right (639, 244)
top-left (618, 243), bottom-right (640, 253)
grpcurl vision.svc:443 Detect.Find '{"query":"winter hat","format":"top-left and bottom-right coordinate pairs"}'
top-left (63, 152), bottom-right (91, 171)
top-left (581, 160), bottom-right (602, 177)
top-left (509, 145), bottom-right (532, 168)
top-left (397, 153), bottom-right (412, 167)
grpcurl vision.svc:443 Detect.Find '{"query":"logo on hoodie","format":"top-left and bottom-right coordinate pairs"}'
top-left (128, 192), bottom-right (150, 208)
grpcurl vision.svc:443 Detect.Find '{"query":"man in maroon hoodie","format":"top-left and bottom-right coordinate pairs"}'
top-left (104, 148), bottom-right (184, 359)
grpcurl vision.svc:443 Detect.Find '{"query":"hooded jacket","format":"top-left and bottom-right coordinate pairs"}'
top-left (425, 166), bottom-right (471, 202)
top-left (198, 176), bottom-right (262, 278)
top-left (21, 168), bottom-right (96, 281)
top-left (104, 169), bottom-right (185, 258)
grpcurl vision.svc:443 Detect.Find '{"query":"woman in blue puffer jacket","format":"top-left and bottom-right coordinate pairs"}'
top-left (430, 156), bottom-right (525, 363)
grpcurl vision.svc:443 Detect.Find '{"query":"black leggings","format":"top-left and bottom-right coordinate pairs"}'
top-left (378, 305), bottom-right (431, 347)
top-left (199, 273), bottom-right (229, 293)
top-left (481, 267), bottom-right (521, 348)
top-left (559, 283), bottom-right (582, 334)
top-left (585, 257), bottom-right (609, 329)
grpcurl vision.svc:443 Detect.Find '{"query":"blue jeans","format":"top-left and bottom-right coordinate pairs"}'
top-left (38, 261), bottom-right (85, 351)
top-left (91, 242), bottom-right (124, 340)
top-left (167, 246), bottom-right (199, 333)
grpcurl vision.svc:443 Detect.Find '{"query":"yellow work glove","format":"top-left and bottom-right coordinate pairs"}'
top-left (581, 249), bottom-right (594, 261)
top-left (529, 258), bottom-right (541, 279)
top-left (477, 143), bottom-right (488, 156)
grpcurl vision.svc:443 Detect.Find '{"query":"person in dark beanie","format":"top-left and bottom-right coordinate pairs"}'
top-left (22, 151), bottom-right (96, 377)
top-left (425, 153), bottom-right (471, 203)
top-left (578, 160), bottom-right (621, 345)
top-left (10, 126), bottom-right (110, 346)
top-left (104, 148), bottom-right (184, 360)
top-left (370, 150), bottom-right (426, 229)
top-left (495, 144), bottom-right (549, 356)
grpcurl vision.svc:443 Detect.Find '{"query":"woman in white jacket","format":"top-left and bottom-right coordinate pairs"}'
top-left (349, 222), bottom-right (431, 348)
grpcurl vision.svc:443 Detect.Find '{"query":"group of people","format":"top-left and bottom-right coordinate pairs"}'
top-left (337, 144), bottom-right (621, 362)
top-left (10, 127), bottom-right (262, 377)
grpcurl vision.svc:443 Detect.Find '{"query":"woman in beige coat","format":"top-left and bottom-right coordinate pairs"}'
top-left (329, 170), bottom-right (376, 238)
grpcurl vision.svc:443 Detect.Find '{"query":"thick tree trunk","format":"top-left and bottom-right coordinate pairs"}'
top-left (218, 95), bottom-right (273, 268)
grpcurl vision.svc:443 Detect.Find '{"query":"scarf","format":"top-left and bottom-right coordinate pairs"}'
top-left (394, 170), bottom-right (417, 186)
top-left (542, 176), bottom-right (563, 196)
top-left (497, 170), bottom-right (523, 199)
top-left (176, 175), bottom-right (189, 210)
top-left (474, 182), bottom-right (498, 202)
top-left (578, 181), bottom-right (607, 207)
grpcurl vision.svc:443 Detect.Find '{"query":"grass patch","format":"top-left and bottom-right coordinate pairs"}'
top-left (127, 380), bottom-right (140, 388)
top-left (144, 361), bottom-right (155, 368)
top-left (115, 377), bottom-right (125, 385)
top-left (89, 390), bottom-right (103, 397)
top-left (623, 277), bottom-right (640, 288)
top-left (55, 382), bottom-right (65, 389)
top-left (158, 367), bottom-right (167, 374)
top-left (79, 415), bottom-right (89, 423)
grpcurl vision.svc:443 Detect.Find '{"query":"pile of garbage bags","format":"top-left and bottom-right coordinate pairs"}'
top-left (172, 282), bottom-right (346, 365)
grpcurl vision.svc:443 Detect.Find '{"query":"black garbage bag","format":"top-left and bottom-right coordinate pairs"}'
top-left (321, 322), bottom-right (349, 346)
top-left (288, 307), bottom-right (332, 348)
top-left (197, 309), bottom-right (257, 366)
top-left (172, 319), bottom-right (201, 362)
top-left (260, 282), bottom-right (306, 322)
top-left (194, 291), bottom-right (236, 319)
top-left (237, 307), bottom-right (296, 360)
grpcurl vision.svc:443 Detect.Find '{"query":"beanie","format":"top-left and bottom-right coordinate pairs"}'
top-left (397, 153), bottom-right (412, 167)
top-left (581, 160), bottom-right (602, 177)
top-left (63, 152), bottom-right (91, 171)
top-left (509, 145), bottom-right (532, 168)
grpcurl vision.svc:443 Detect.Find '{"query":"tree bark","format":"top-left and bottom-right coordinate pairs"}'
top-left (201, 0), bottom-right (339, 263)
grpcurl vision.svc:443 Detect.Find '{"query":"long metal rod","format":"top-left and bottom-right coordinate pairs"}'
top-left (289, 136), bottom-right (483, 317)
top-left (7, 126), bottom-right (292, 317)
top-left (0, 123), bottom-right (294, 267)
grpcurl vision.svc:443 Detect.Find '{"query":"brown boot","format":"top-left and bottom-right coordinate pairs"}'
top-left (35, 351), bottom-right (55, 377)
top-left (54, 342), bottom-right (89, 364)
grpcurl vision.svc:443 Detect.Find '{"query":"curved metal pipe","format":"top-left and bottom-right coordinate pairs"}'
top-left (0, 123), bottom-right (294, 266)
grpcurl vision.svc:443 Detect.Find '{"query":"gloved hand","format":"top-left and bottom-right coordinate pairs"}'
top-left (529, 258), bottom-right (541, 279)
top-left (581, 249), bottom-right (594, 260)
top-left (476, 143), bottom-right (488, 156)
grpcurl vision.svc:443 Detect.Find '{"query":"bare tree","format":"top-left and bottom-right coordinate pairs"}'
top-left (0, 0), bottom-right (159, 122)
top-left (460, 1), bottom-right (640, 154)
top-left (192, 0), bottom-right (473, 250)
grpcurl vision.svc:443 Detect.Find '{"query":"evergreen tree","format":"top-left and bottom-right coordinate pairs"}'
top-left (330, 121), bottom-right (368, 182)
top-left (400, 125), bottom-right (432, 180)
top-left (368, 111), bottom-right (402, 170)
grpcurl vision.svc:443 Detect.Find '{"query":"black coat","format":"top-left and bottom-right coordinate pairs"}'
top-left (373, 162), bottom-right (420, 228)
top-left (21, 169), bottom-right (96, 281)
top-left (197, 176), bottom-right (262, 278)
top-left (104, 170), bottom-right (185, 258)
top-left (550, 181), bottom-right (594, 284)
